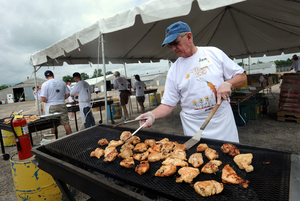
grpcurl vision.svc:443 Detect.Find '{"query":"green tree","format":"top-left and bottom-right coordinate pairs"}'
top-left (91, 69), bottom-right (103, 78)
top-left (237, 62), bottom-right (243, 66)
top-left (274, 59), bottom-right (293, 68)
top-left (106, 71), bottom-right (113, 75)
top-left (0, 84), bottom-right (10, 90)
top-left (62, 75), bottom-right (73, 82)
top-left (80, 72), bottom-right (89, 80)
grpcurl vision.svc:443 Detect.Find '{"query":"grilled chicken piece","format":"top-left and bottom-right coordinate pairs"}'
top-left (188, 153), bottom-right (204, 168)
top-left (222, 164), bottom-right (249, 188)
top-left (98, 138), bottom-right (108, 146)
top-left (125, 136), bottom-right (140, 145)
top-left (161, 142), bottom-right (174, 154)
top-left (103, 152), bottom-right (118, 162)
top-left (201, 160), bottom-right (222, 174)
top-left (162, 158), bottom-right (188, 167)
top-left (133, 143), bottom-right (148, 152)
top-left (221, 143), bottom-right (240, 156)
top-left (194, 180), bottom-right (224, 197)
top-left (118, 148), bottom-right (133, 159)
top-left (144, 139), bottom-right (156, 147)
top-left (108, 140), bottom-right (124, 147)
top-left (205, 148), bottom-right (219, 160)
top-left (120, 131), bottom-right (131, 141)
top-left (173, 142), bottom-right (187, 151)
top-left (120, 157), bottom-right (135, 168)
top-left (155, 165), bottom-right (177, 177)
top-left (157, 138), bottom-right (170, 144)
top-left (133, 151), bottom-right (149, 161)
top-left (120, 143), bottom-right (134, 152)
top-left (233, 153), bottom-right (254, 172)
top-left (90, 148), bottom-right (105, 159)
top-left (148, 144), bottom-right (162, 153)
top-left (170, 149), bottom-right (187, 160)
top-left (148, 152), bottom-right (170, 162)
top-left (176, 167), bottom-right (200, 183)
top-left (197, 143), bottom-right (209, 152)
top-left (135, 161), bottom-right (150, 175)
top-left (104, 146), bottom-right (117, 157)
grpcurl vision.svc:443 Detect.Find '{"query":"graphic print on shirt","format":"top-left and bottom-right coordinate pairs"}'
top-left (187, 59), bottom-right (217, 111)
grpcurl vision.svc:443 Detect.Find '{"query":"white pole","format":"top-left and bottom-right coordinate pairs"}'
top-left (33, 66), bottom-right (40, 116)
top-left (100, 33), bottom-right (108, 124)
top-left (248, 56), bottom-right (251, 74)
top-left (123, 62), bottom-right (132, 118)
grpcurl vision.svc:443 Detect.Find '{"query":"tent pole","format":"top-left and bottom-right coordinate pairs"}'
top-left (33, 66), bottom-right (40, 116)
top-left (100, 33), bottom-right (108, 124)
top-left (123, 62), bottom-right (132, 118)
top-left (248, 56), bottom-right (251, 74)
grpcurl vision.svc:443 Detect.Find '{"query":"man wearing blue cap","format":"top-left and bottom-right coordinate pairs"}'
top-left (137, 21), bottom-right (247, 143)
top-left (40, 70), bottom-right (72, 135)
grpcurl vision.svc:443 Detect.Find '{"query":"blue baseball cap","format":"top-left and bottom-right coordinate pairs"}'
top-left (161, 21), bottom-right (191, 47)
top-left (44, 70), bottom-right (53, 77)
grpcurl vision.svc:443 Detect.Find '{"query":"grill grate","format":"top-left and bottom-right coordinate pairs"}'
top-left (44, 126), bottom-right (291, 201)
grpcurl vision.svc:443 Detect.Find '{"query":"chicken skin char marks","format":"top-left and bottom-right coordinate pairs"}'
top-left (155, 165), bottom-right (177, 177)
top-left (194, 180), bottom-right (224, 197)
top-left (120, 131), bottom-right (131, 141)
top-left (144, 139), bottom-right (156, 147)
top-left (120, 157), bottom-right (135, 168)
top-left (221, 143), bottom-right (240, 156)
top-left (188, 153), bottom-right (204, 168)
top-left (135, 161), bottom-right (150, 175)
top-left (133, 151), bottom-right (149, 161)
top-left (161, 142), bottom-right (174, 153)
top-left (205, 148), bottom-right (219, 160)
top-left (162, 158), bottom-right (188, 167)
top-left (98, 138), bottom-right (108, 146)
top-left (125, 136), bottom-right (140, 145)
top-left (133, 143), bottom-right (148, 152)
top-left (222, 164), bottom-right (249, 188)
top-left (176, 167), bottom-right (200, 183)
top-left (120, 143), bottom-right (134, 152)
top-left (233, 153), bottom-right (254, 172)
top-left (148, 152), bottom-right (169, 162)
top-left (201, 160), bottom-right (222, 174)
top-left (118, 148), bottom-right (133, 159)
top-left (170, 149), bottom-right (187, 160)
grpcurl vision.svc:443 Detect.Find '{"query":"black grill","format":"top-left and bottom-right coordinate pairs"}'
top-left (42, 125), bottom-right (291, 201)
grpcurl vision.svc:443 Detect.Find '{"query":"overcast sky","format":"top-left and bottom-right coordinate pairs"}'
top-left (0, 0), bottom-right (299, 86)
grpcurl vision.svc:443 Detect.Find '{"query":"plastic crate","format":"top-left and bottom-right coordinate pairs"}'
top-left (239, 100), bottom-right (263, 120)
top-left (231, 105), bottom-right (249, 126)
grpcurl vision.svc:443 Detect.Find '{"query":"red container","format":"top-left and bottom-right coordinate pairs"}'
top-left (15, 133), bottom-right (33, 160)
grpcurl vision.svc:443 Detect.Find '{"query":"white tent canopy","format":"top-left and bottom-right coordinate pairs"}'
top-left (30, 0), bottom-right (300, 67)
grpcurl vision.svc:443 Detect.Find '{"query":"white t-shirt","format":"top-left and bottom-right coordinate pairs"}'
top-left (94, 87), bottom-right (99, 92)
top-left (162, 46), bottom-right (244, 142)
top-left (70, 80), bottom-right (92, 105)
top-left (113, 77), bottom-right (129, 91)
top-left (291, 60), bottom-right (300, 72)
top-left (67, 85), bottom-right (75, 102)
top-left (33, 90), bottom-right (41, 100)
top-left (133, 80), bottom-right (146, 97)
top-left (40, 79), bottom-right (69, 106)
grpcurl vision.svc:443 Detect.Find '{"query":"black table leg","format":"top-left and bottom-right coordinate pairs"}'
top-left (29, 132), bottom-right (34, 146)
top-left (53, 177), bottom-right (76, 201)
top-left (74, 112), bottom-right (78, 131)
top-left (99, 107), bottom-right (103, 124)
top-left (52, 120), bottom-right (58, 139)
top-left (0, 131), bottom-right (10, 160)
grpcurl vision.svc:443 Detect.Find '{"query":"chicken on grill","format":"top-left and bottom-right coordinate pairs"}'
top-left (120, 143), bottom-right (134, 152)
top-left (144, 139), bottom-right (156, 147)
top-left (221, 143), bottom-right (240, 156)
top-left (157, 138), bottom-right (170, 144)
top-left (148, 144), bottom-right (162, 153)
top-left (133, 143), bottom-right (148, 152)
top-left (188, 153), bottom-right (204, 168)
top-left (233, 153), bottom-right (254, 172)
top-left (133, 151), bottom-right (149, 161)
top-left (90, 148), bottom-right (105, 159)
top-left (98, 138), bottom-right (108, 146)
top-left (118, 148), bottom-right (133, 159)
top-left (170, 149), bottom-right (187, 160)
top-left (103, 152), bottom-right (118, 162)
top-left (148, 152), bottom-right (169, 162)
top-left (201, 160), bottom-right (222, 174)
top-left (162, 158), bottom-right (188, 167)
top-left (173, 142), bottom-right (187, 151)
top-left (125, 136), bottom-right (140, 145)
top-left (194, 180), bottom-right (224, 197)
top-left (222, 164), bottom-right (249, 188)
top-left (108, 140), bottom-right (124, 147)
top-left (120, 131), bottom-right (131, 141)
top-left (135, 161), bottom-right (150, 175)
top-left (205, 148), bottom-right (219, 160)
top-left (120, 157), bottom-right (135, 168)
top-left (161, 142), bottom-right (174, 154)
top-left (104, 146), bottom-right (117, 157)
top-left (155, 165), bottom-right (177, 177)
top-left (197, 143), bottom-right (209, 152)
top-left (176, 167), bottom-right (200, 183)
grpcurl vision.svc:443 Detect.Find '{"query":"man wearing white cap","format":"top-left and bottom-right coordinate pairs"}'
top-left (137, 21), bottom-right (247, 143)
top-left (290, 54), bottom-right (300, 73)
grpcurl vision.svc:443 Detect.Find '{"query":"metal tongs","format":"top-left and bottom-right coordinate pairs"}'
top-left (113, 117), bottom-right (148, 142)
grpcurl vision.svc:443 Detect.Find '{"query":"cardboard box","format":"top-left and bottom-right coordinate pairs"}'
top-left (267, 77), bottom-right (273, 85)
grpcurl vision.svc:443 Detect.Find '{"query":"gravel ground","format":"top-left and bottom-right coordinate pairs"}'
top-left (1, 81), bottom-right (299, 200)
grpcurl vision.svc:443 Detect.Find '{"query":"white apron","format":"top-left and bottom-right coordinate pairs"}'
top-left (79, 102), bottom-right (93, 123)
top-left (180, 103), bottom-right (239, 143)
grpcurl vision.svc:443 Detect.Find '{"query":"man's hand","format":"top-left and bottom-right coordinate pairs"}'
top-left (136, 111), bottom-right (155, 128)
top-left (217, 82), bottom-right (232, 104)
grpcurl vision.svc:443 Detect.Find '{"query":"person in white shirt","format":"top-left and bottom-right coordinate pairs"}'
top-left (66, 79), bottom-right (75, 120)
top-left (70, 72), bottom-right (95, 128)
top-left (40, 70), bottom-right (72, 135)
top-left (94, 87), bottom-right (100, 98)
top-left (113, 71), bottom-right (131, 121)
top-left (33, 86), bottom-right (45, 115)
top-left (137, 21), bottom-right (247, 143)
top-left (133, 74), bottom-right (147, 113)
top-left (290, 54), bottom-right (300, 73)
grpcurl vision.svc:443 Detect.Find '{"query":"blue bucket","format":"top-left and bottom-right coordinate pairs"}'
top-left (107, 102), bottom-right (122, 119)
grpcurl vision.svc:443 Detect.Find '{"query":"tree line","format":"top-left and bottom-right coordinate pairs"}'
top-left (237, 58), bottom-right (294, 68)
top-left (62, 69), bottom-right (113, 82)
